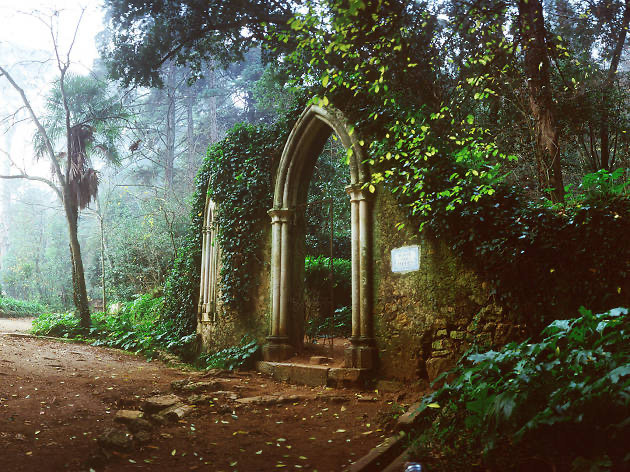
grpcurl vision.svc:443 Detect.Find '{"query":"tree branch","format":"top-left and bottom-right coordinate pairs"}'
top-left (0, 65), bottom-right (66, 186)
top-left (0, 172), bottom-right (63, 200)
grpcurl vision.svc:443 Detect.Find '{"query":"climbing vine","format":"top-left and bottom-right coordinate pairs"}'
top-left (160, 98), bottom-right (305, 345)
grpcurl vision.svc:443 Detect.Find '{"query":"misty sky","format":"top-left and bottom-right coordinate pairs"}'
top-left (0, 0), bottom-right (105, 179)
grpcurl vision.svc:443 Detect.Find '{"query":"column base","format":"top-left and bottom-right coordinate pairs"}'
top-left (262, 337), bottom-right (294, 362)
top-left (344, 338), bottom-right (377, 369)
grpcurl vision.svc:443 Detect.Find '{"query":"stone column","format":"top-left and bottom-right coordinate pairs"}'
top-left (263, 208), bottom-right (295, 361)
top-left (344, 184), bottom-right (376, 369)
top-left (198, 218), bottom-right (209, 317)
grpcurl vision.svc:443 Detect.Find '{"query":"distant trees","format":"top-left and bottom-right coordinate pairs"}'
top-left (0, 14), bottom-right (127, 327)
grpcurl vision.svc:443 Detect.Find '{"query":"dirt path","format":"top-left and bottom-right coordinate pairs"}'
top-left (0, 334), bottom-right (417, 472)
top-left (0, 317), bottom-right (35, 334)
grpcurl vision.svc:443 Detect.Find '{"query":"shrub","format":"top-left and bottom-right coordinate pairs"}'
top-left (305, 305), bottom-right (352, 341)
top-left (409, 307), bottom-right (630, 472)
top-left (198, 336), bottom-right (260, 370)
top-left (32, 312), bottom-right (82, 337)
top-left (0, 296), bottom-right (47, 318)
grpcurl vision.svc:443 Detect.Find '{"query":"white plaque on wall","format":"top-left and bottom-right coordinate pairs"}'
top-left (391, 245), bottom-right (420, 273)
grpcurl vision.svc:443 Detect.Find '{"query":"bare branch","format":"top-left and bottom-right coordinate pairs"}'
top-left (0, 172), bottom-right (62, 200)
top-left (0, 64), bottom-right (65, 186)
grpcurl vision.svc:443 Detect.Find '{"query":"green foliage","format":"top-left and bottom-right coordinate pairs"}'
top-left (304, 255), bottom-right (351, 294)
top-left (198, 336), bottom-right (260, 371)
top-left (410, 307), bottom-right (630, 471)
top-left (32, 311), bottom-right (82, 337)
top-left (32, 294), bottom-right (177, 357)
top-left (160, 97), bottom-right (305, 344)
top-left (305, 305), bottom-right (352, 341)
top-left (424, 184), bottom-right (630, 331)
top-left (0, 296), bottom-right (47, 318)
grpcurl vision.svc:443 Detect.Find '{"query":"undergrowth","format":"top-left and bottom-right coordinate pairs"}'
top-left (0, 296), bottom-right (47, 318)
top-left (408, 306), bottom-right (630, 472)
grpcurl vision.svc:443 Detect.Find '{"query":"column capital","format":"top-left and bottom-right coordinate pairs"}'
top-left (268, 208), bottom-right (295, 224)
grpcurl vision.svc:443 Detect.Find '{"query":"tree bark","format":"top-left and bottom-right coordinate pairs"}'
top-left (600, 0), bottom-right (630, 170)
top-left (518, 0), bottom-right (565, 203)
top-left (63, 186), bottom-right (91, 328)
top-left (165, 62), bottom-right (177, 187)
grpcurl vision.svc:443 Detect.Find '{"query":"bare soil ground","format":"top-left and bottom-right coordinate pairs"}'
top-left (0, 325), bottom-right (421, 472)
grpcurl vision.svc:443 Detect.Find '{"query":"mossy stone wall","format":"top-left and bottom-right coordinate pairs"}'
top-left (372, 189), bottom-right (526, 381)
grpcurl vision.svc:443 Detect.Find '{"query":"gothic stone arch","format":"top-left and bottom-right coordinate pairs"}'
top-left (262, 104), bottom-right (376, 369)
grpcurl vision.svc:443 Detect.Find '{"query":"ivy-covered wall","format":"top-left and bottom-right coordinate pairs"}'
top-left (373, 190), bottom-right (526, 382)
top-left (165, 99), bottom-right (629, 382)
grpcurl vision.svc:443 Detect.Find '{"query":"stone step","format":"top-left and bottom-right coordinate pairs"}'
top-left (256, 361), bottom-right (370, 388)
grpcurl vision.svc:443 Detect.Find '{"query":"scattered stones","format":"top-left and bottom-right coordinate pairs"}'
top-left (235, 394), bottom-right (302, 406)
top-left (142, 394), bottom-right (181, 414)
top-left (171, 379), bottom-right (224, 393)
top-left (114, 410), bottom-right (153, 433)
top-left (159, 403), bottom-right (194, 421)
top-left (97, 428), bottom-right (132, 451)
top-left (396, 402), bottom-right (422, 431)
top-left (187, 394), bottom-right (212, 405)
top-left (134, 430), bottom-right (152, 444)
top-left (317, 394), bottom-right (350, 403)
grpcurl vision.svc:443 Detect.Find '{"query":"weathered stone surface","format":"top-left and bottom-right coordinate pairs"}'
top-left (236, 394), bottom-right (302, 406)
top-left (431, 349), bottom-right (450, 358)
top-left (187, 394), bottom-right (212, 405)
top-left (181, 381), bottom-right (224, 393)
top-left (375, 380), bottom-right (403, 393)
top-left (431, 339), bottom-right (445, 350)
top-left (327, 368), bottom-right (367, 388)
top-left (142, 394), bottom-right (181, 413)
top-left (172, 379), bottom-right (224, 393)
top-left (426, 357), bottom-right (455, 382)
top-left (159, 403), bottom-right (194, 421)
top-left (449, 330), bottom-right (465, 340)
top-left (147, 414), bottom-right (168, 426)
top-left (114, 410), bottom-right (152, 433)
top-left (349, 432), bottom-right (406, 472)
top-left (396, 402), bottom-right (422, 431)
top-left (435, 329), bottom-right (448, 338)
top-left (309, 356), bottom-right (331, 365)
top-left (97, 428), bottom-right (132, 451)
top-left (134, 430), bottom-right (152, 444)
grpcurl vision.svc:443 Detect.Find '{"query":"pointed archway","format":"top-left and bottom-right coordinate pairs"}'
top-left (263, 104), bottom-right (376, 369)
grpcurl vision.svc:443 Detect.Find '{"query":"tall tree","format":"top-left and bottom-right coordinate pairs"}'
top-left (1, 24), bottom-right (126, 327)
top-left (518, 0), bottom-right (565, 202)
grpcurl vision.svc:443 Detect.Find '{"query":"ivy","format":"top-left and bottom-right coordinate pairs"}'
top-left (159, 97), bottom-right (305, 349)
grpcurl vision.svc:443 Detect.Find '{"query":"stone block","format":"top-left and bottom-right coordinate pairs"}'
top-left (435, 329), bottom-right (448, 338)
top-left (328, 368), bottom-right (367, 388)
top-left (426, 357), bottom-right (455, 382)
top-left (396, 402), bottom-right (422, 431)
top-left (344, 345), bottom-right (376, 369)
top-left (97, 428), bottom-right (132, 451)
top-left (431, 349), bottom-right (450, 358)
top-left (431, 339), bottom-right (445, 350)
top-left (310, 356), bottom-right (331, 365)
top-left (449, 330), bottom-right (465, 340)
top-left (114, 410), bottom-right (152, 433)
top-left (288, 365), bottom-right (329, 387)
top-left (142, 394), bottom-right (181, 414)
top-left (262, 343), bottom-right (294, 362)
top-left (159, 403), bottom-right (194, 422)
top-left (375, 380), bottom-right (403, 393)
top-left (255, 361), bottom-right (276, 377)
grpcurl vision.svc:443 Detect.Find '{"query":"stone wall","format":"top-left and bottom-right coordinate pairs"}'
top-left (372, 190), bottom-right (526, 382)
top-left (197, 188), bottom-right (527, 382)
top-left (196, 229), bottom-right (272, 353)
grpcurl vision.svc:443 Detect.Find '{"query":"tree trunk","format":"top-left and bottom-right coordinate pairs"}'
top-left (63, 187), bottom-right (91, 329)
top-left (209, 61), bottom-right (218, 143)
top-left (600, 0), bottom-right (630, 170)
top-left (518, 0), bottom-right (565, 203)
top-left (165, 63), bottom-right (176, 187)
